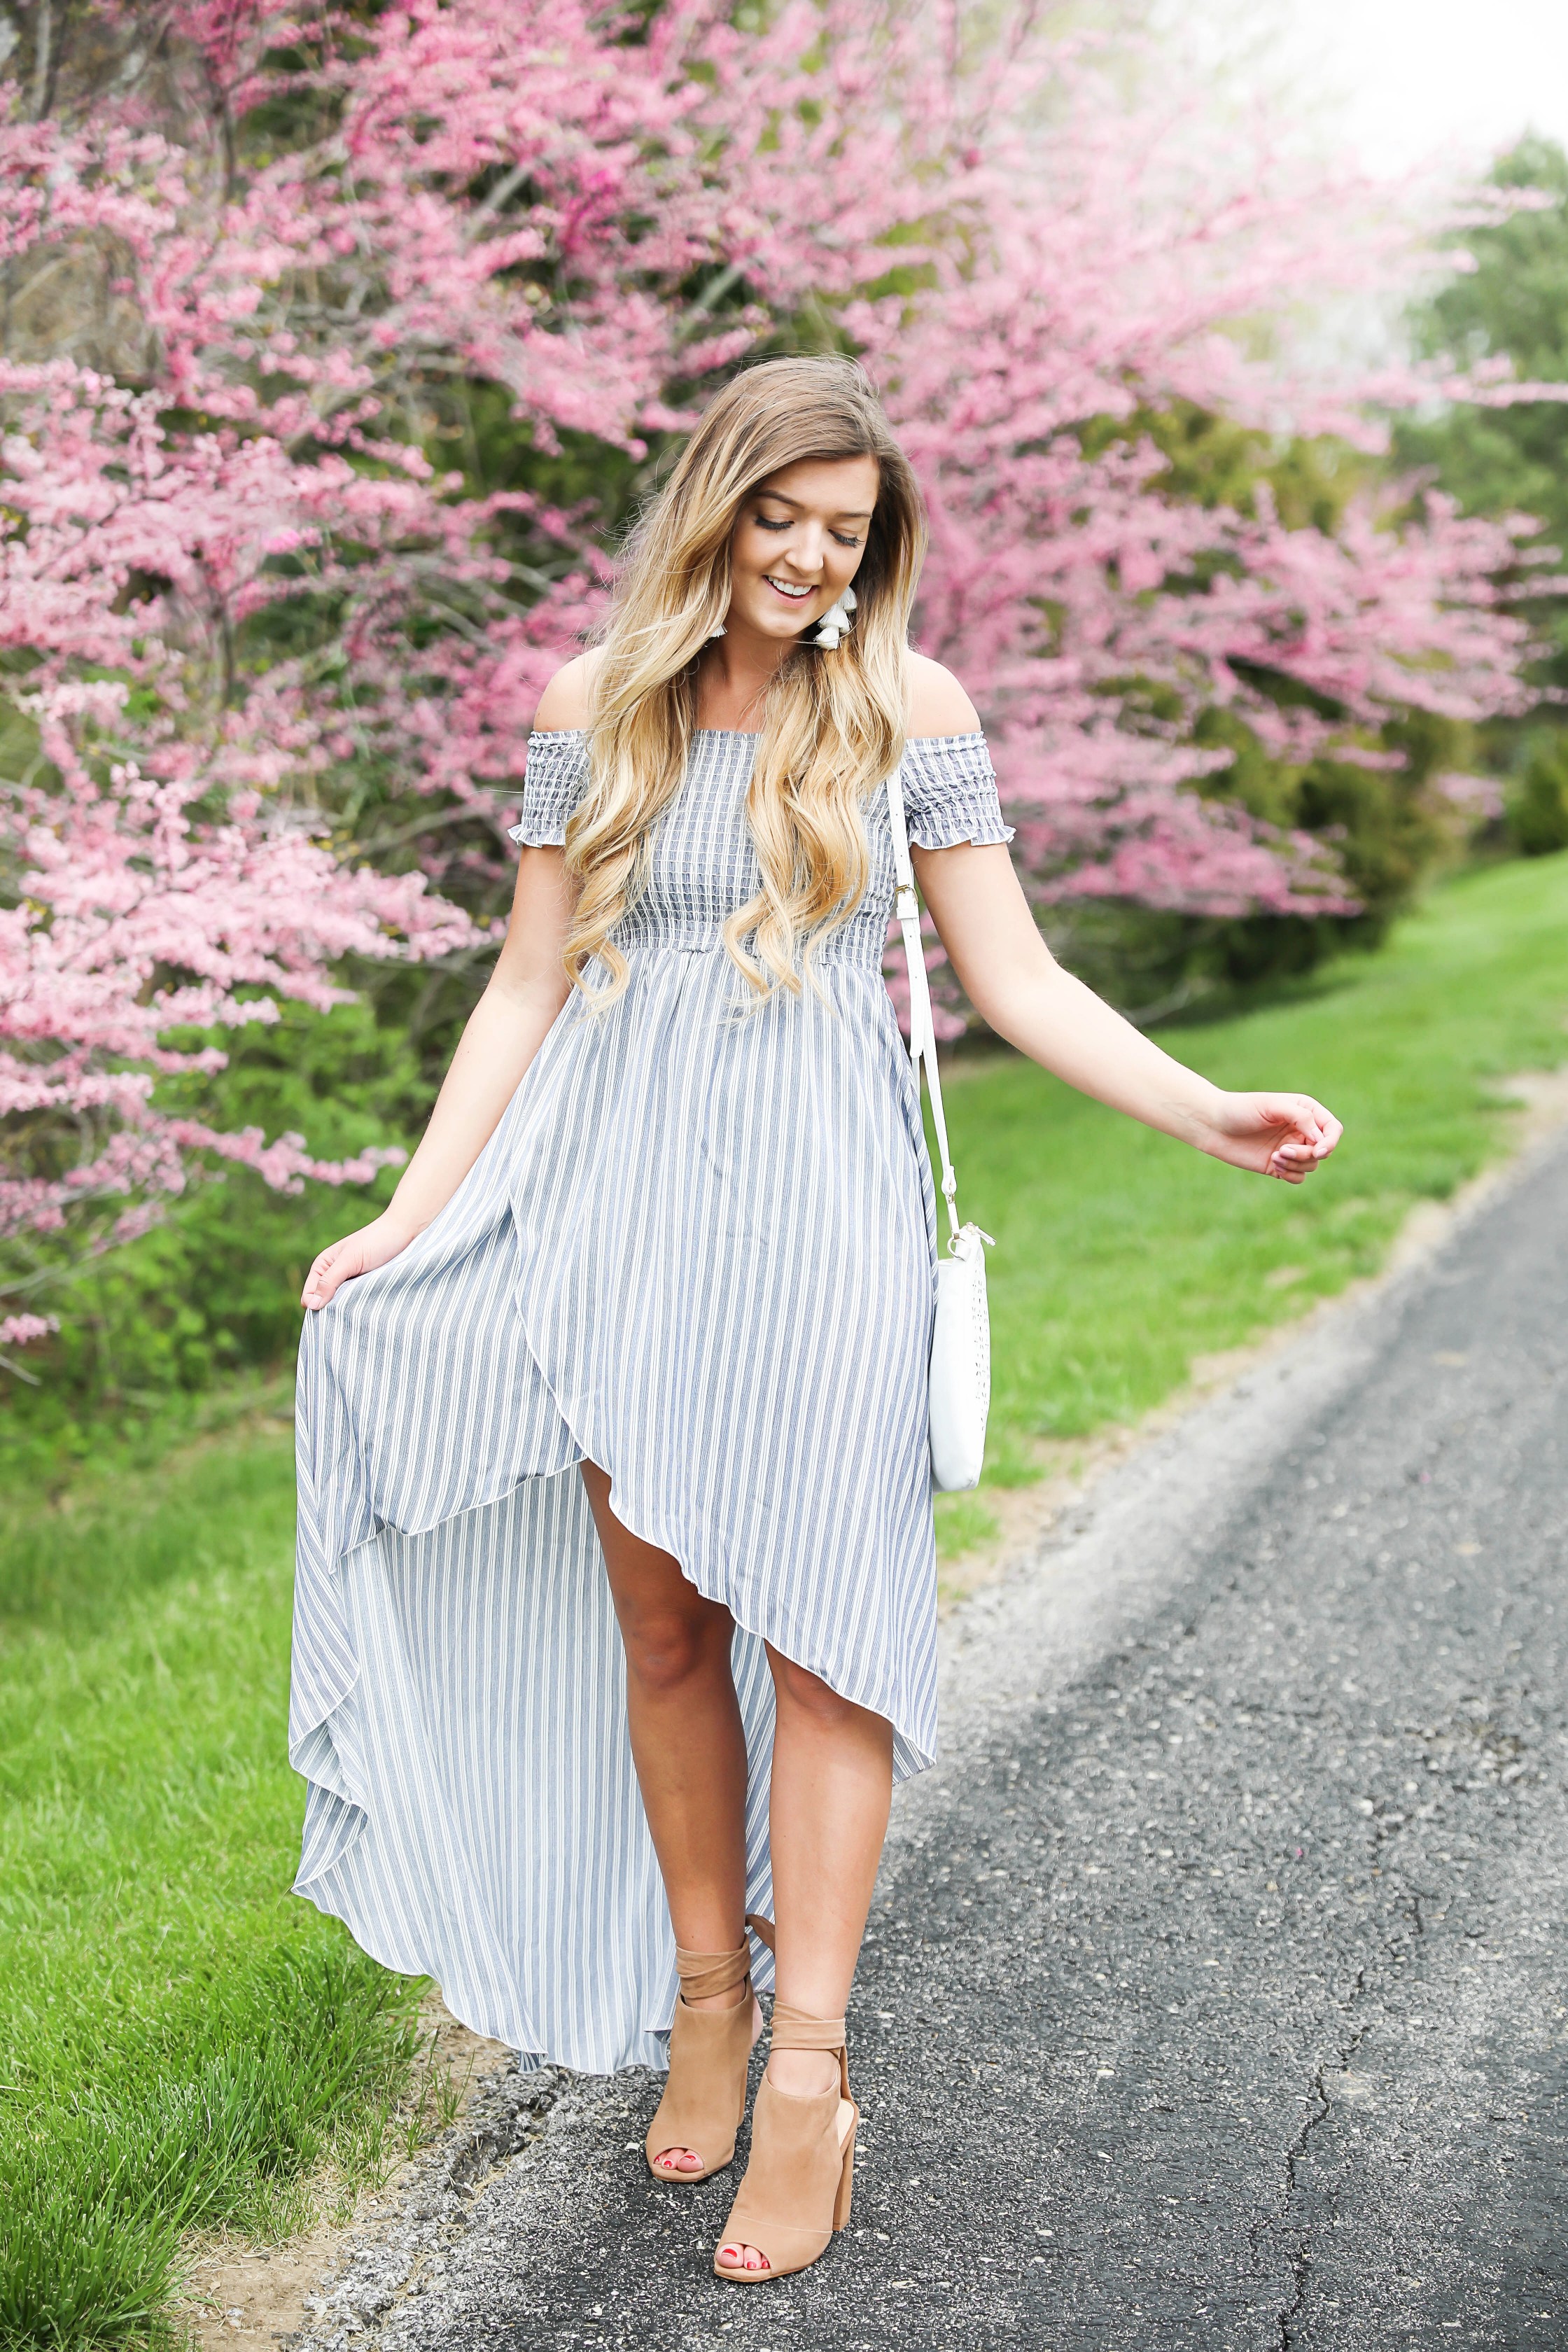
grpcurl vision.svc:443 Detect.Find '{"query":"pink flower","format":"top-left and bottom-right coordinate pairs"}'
top-left (0, 0), bottom-right (1551, 1275)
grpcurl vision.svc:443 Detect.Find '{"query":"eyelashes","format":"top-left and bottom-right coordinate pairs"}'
top-left (752, 514), bottom-right (862, 547)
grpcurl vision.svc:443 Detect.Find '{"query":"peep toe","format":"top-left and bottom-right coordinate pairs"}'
top-left (713, 2003), bottom-right (858, 2282)
top-left (645, 1932), bottom-right (759, 2183)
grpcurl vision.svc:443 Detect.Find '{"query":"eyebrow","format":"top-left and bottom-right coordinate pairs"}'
top-left (755, 491), bottom-right (876, 521)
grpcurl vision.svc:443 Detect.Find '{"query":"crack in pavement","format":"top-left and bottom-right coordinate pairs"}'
top-left (1274, 2010), bottom-right (1370, 2352)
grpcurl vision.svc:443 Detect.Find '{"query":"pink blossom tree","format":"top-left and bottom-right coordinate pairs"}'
top-left (0, 0), bottom-right (1552, 1336)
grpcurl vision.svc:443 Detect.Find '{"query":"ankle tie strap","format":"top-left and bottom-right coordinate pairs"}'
top-left (675, 1940), bottom-right (750, 2001)
top-left (769, 2003), bottom-right (847, 2052)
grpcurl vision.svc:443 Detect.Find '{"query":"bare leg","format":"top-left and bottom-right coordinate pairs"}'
top-left (718, 1644), bottom-right (894, 2274)
top-left (580, 1462), bottom-right (760, 2175)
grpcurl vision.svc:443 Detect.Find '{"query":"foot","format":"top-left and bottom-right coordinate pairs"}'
top-left (650, 1989), bottom-right (764, 2177)
top-left (715, 2049), bottom-right (840, 2271)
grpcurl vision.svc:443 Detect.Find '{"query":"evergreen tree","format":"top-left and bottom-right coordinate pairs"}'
top-left (1401, 136), bottom-right (1568, 853)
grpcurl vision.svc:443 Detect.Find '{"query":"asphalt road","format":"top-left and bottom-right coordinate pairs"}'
top-left (298, 1135), bottom-right (1568, 2352)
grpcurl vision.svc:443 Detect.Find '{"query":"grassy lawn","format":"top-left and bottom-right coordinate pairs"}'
top-left (1, 850), bottom-right (1565, 2346)
top-left (0, 1431), bottom-right (429, 2348)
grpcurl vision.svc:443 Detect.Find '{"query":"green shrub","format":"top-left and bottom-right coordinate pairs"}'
top-left (0, 998), bottom-right (430, 1483)
top-left (1510, 736), bottom-right (1568, 856)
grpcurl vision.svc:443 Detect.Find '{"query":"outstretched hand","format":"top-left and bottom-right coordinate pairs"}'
top-left (301, 1214), bottom-right (415, 1311)
top-left (1198, 1092), bottom-right (1343, 1184)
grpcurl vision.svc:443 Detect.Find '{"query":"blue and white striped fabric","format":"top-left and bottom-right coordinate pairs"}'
top-left (290, 727), bottom-right (1011, 2070)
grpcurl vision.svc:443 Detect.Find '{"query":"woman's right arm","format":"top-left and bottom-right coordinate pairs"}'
top-left (305, 662), bottom-right (596, 1310)
top-left (301, 841), bottom-right (575, 1309)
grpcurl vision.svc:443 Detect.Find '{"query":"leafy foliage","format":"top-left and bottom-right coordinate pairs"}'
top-left (1399, 136), bottom-right (1568, 842)
top-left (1510, 734), bottom-right (1568, 855)
top-left (1402, 139), bottom-right (1568, 570)
top-left (0, 998), bottom-right (419, 1469)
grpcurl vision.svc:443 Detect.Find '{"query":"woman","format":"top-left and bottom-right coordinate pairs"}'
top-left (291, 356), bottom-right (1340, 2283)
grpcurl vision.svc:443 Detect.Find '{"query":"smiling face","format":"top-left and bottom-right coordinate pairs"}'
top-left (725, 454), bottom-right (881, 645)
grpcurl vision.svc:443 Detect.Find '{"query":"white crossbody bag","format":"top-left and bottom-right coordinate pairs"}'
top-left (886, 763), bottom-right (993, 1492)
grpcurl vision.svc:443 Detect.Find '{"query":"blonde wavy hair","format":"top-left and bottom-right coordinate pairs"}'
top-left (561, 356), bottom-right (927, 1004)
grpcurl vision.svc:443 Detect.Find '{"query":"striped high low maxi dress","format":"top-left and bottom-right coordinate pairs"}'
top-left (290, 724), bottom-right (1013, 2072)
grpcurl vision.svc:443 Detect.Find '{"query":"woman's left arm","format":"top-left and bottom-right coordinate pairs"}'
top-left (913, 841), bottom-right (1342, 1183)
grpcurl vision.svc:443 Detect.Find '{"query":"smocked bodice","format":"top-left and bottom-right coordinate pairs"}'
top-left (509, 727), bottom-right (1011, 972)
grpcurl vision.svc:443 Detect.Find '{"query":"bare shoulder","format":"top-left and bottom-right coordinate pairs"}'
top-left (532, 649), bottom-right (603, 733)
top-left (906, 653), bottom-right (981, 738)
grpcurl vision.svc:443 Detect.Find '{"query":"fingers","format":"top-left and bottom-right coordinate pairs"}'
top-left (1211, 1092), bottom-right (1343, 1183)
top-left (302, 1246), bottom-right (349, 1311)
top-left (1267, 1113), bottom-right (1335, 1182)
top-left (299, 1219), bottom-right (405, 1310)
top-left (1312, 1104), bottom-right (1344, 1158)
top-left (1265, 1096), bottom-right (1343, 1178)
top-left (1293, 1096), bottom-right (1342, 1158)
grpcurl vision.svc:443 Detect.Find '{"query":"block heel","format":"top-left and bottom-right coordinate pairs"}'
top-left (713, 2002), bottom-right (858, 2283)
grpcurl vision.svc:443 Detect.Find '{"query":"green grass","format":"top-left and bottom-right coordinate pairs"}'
top-left (0, 1436), bottom-right (430, 2348)
top-left (4, 853), bottom-right (1567, 2344)
top-left (935, 851), bottom-right (1568, 1553)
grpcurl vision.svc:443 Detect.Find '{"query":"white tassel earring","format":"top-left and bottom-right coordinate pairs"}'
top-left (813, 582), bottom-right (856, 650)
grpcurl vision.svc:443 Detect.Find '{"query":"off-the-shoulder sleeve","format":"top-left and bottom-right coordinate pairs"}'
top-left (900, 731), bottom-right (1014, 850)
top-left (507, 729), bottom-right (590, 847)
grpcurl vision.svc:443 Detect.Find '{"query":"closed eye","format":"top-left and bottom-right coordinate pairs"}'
top-left (754, 513), bottom-right (862, 548)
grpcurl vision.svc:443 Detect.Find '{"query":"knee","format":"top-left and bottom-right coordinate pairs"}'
top-left (620, 1605), bottom-right (727, 1697)
top-left (769, 1648), bottom-right (860, 1731)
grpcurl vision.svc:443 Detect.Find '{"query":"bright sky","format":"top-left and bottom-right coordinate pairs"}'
top-left (1181, 0), bottom-right (1568, 178)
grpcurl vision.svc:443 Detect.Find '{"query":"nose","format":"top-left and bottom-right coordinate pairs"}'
top-left (785, 523), bottom-right (827, 576)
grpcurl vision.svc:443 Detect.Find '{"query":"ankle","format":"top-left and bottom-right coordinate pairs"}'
top-left (682, 1980), bottom-right (749, 2013)
top-left (766, 2046), bottom-right (839, 2099)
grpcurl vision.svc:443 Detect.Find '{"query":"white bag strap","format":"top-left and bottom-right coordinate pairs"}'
top-left (887, 760), bottom-right (960, 1245)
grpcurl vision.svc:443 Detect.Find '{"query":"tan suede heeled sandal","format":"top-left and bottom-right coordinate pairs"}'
top-left (713, 2003), bottom-right (858, 2283)
top-left (644, 1933), bottom-right (758, 2184)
